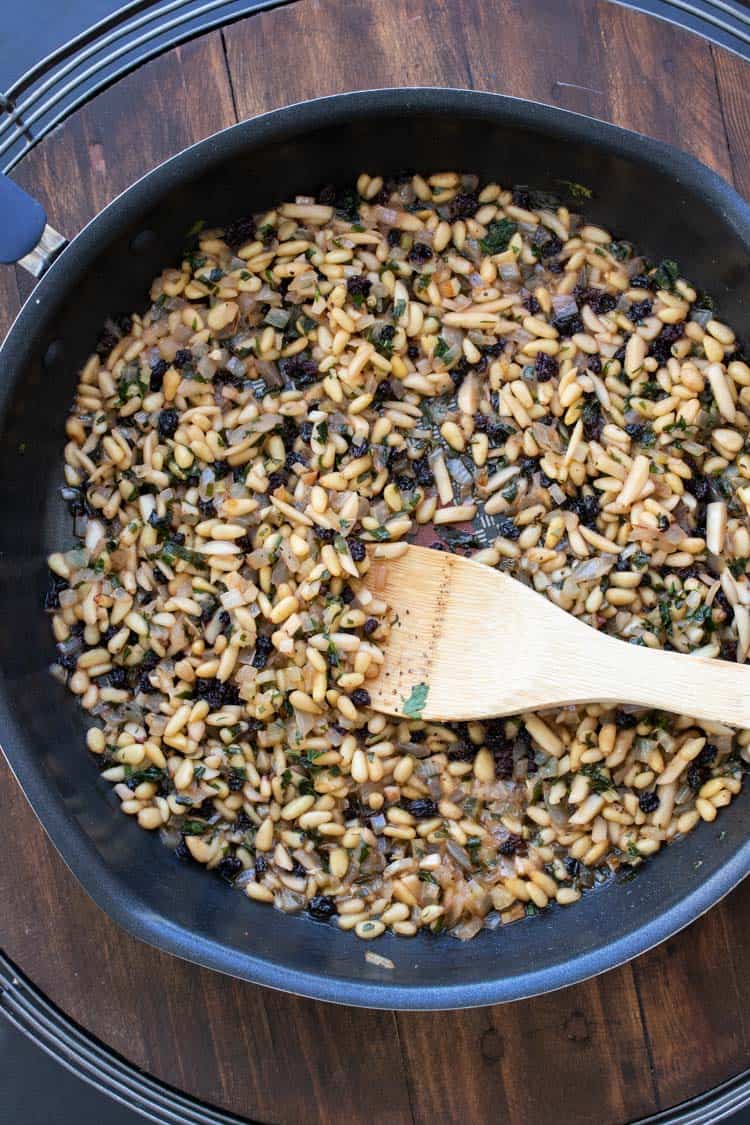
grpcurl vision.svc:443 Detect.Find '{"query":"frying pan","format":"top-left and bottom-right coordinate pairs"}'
top-left (1, 87), bottom-right (750, 1010)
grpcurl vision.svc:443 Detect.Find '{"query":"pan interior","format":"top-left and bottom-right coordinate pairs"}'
top-left (1, 91), bottom-right (748, 1006)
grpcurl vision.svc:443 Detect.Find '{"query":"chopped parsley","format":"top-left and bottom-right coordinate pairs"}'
top-left (608, 240), bottom-right (632, 262)
top-left (651, 259), bottom-right (680, 292)
top-left (403, 682), bottom-right (429, 719)
top-left (480, 218), bottom-right (517, 255)
top-left (580, 764), bottom-right (616, 794)
top-left (181, 819), bottom-right (209, 835)
top-left (559, 180), bottom-right (592, 202)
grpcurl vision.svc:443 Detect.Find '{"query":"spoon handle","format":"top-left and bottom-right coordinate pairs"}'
top-left (563, 629), bottom-right (750, 729)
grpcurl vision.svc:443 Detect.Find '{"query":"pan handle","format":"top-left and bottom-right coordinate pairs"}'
top-left (0, 173), bottom-right (67, 278)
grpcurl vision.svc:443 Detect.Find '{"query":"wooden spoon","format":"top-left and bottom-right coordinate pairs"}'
top-left (365, 544), bottom-right (750, 727)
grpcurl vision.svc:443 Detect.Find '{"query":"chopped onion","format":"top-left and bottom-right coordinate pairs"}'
top-left (446, 840), bottom-right (473, 872)
top-left (159, 826), bottom-right (182, 851)
top-left (226, 356), bottom-right (246, 379)
top-left (446, 457), bottom-right (473, 492)
top-left (570, 556), bottom-right (615, 582)
top-left (264, 307), bottom-right (290, 328)
top-left (235, 868), bottom-right (259, 889)
top-left (84, 520), bottom-right (106, 553)
top-left (691, 307), bottom-right (713, 328)
top-left (551, 293), bottom-right (578, 319)
top-left (532, 421), bottom-right (564, 452)
top-left (275, 889), bottom-right (306, 914)
top-left (250, 414), bottom-right (283, 434)
top-left (375, 205), bottom-right (398, 225)
top-left (255, 360), bottom-right (282, 388)
top-left (198, 468), bottom-right (215, 500)
top-left (365, 951), bottom-right (395, 969)
top-left (197, 355), bottom-right (218, 380)
top-left (64, 547), bottom-right (88, 570)
top-left (451, 915), bottom-right (484, 941)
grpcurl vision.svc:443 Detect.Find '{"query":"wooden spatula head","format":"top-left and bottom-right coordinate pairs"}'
top-left (365, 544), bottom-right (750, 727)
top-left (366, 545), bottom-right (559, 721)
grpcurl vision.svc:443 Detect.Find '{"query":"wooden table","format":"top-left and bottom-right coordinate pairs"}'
top-left (2, 1), bottom-right (750, 1121)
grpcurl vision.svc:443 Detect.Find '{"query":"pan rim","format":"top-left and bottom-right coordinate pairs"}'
top-left (3, 85), bottom-right (750, 1009)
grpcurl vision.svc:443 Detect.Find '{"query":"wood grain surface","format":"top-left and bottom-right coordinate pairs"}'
top-left (2, 1), bottom-right (750, 1121)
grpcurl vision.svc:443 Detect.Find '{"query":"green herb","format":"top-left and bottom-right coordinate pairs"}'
top-left (434, 336), bottom-right (450, 359)
top-left (184, 219), bottom-right (206, 240)
top-left (638, 380), bottom-right (664, 402)
top-left (651, 259), bottom-right (680, 292)
top-left (393, 299), bottom-right (407, 320)
top-left (418, 870), bottom-right (438, 884)
top-left (632, 550), bottom-right (650, 570)
top-left (181, 819), bottom-right (209, 836)
top-left (525, 903), bottom-right (540, 917)
top-left (640, 427), bottom-right (657, 447)
top-left (434, 526), bottom-right (480, 550)
top-left (658, 599), bottom-right (672, 633)
top-left (627, 842), bottom-right (641, 858)
top-left (580, 764), bottom-right (616, 794)
top-left (358, 844), bottom-right (370, 863)
top-left (466, 836), bottom-right (482, 864)
top-left (160, 540), bottom-right (208, 571)
top-left (729, 558), bottom-right (749, 578)
top-left (480, 218), bottom-right (518, 255)
top-left (314, 420), bottom-right (329, 444)
top-left (403, 682), bottom-right (429, 719)
top-left (367, 325), bottom-right (396, 358)
top-left (608, 240), bottom-right (633, 262)
top-left (369, 527), bottom-right (392, 541)
top-left (124, 765), bottom-right (164, 784)
top-left (333, 533), bottom-right (348, 554)
top-left (694, 291), bottom-right (716, 313)
top-left (559, 179), bottom-right (592, 202)
top-left (581, 396), bottom-right (601, 433)
top-left (335, 187), bottom-right (361, 223)
top-left (688, 604), bottom-right (716, 633)
top-left (502, 479), bottom-right (519, 503)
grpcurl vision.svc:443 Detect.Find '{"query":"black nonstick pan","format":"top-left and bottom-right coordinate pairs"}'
top-left (2, 87), bottom-right (750, 1010)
